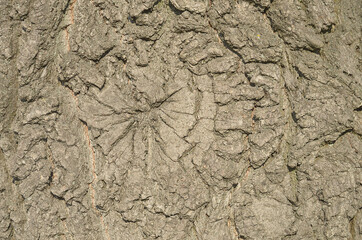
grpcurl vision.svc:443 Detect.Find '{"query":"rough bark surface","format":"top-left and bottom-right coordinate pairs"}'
top-left (0, 0), bottom-right (361, 239)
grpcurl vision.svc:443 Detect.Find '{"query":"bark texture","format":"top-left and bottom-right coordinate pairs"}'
top-left (0, 0), bottom-right (361, 239)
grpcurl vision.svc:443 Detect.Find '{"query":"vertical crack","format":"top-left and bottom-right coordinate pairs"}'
top-left (82, 122), bottom-right (111, 240)
top-left (64, 0), bottom-right (77, 52)
top-left (62, 85), bottom-right (110, 240)
top-left (70, 0), bottom-right (77, 24)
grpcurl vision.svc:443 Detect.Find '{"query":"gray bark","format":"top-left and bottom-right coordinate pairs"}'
top-left (0, 0), bottom-right (361, 239)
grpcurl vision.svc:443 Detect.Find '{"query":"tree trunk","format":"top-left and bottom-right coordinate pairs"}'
top-left (0, 0), bottom-right (361, 239)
